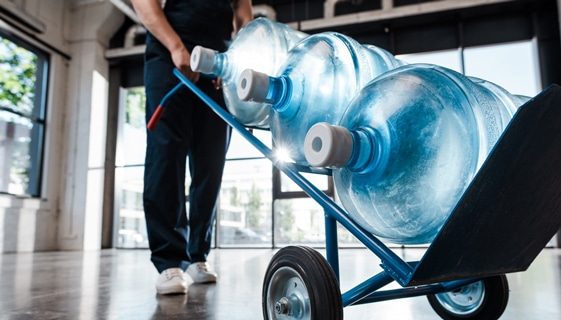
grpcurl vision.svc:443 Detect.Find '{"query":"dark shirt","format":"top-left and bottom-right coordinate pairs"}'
top-left (162, 0), bottom-right (234, 52)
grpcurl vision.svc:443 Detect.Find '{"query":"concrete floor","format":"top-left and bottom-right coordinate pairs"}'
top-left (0, 248), bottom-right (559, 319)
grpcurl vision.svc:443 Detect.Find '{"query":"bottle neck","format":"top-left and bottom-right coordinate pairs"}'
top-left (265, 76), bottom-right (292, 112)
top-left (268, 75), bottom-right (296, 116)
top-left (346, 127), bottom-right (385, 174)
top-left (212, 53), bottom-right (230, 79)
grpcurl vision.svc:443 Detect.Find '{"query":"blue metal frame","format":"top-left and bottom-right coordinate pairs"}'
top-left (167, 68), bottom-right (477, 307)
top-left (324, 213), bottom-right (339, 280)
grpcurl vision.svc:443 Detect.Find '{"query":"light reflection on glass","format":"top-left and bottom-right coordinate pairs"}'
top-left (273, 146), bottom-right (293, 164)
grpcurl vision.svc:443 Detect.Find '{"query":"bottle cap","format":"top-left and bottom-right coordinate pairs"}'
top-left (237, 69), bottom-right (270, 102)
top-left (190, 46), bottom-right (217, 73)
top-left (304, 122), bottom-right (353, 167)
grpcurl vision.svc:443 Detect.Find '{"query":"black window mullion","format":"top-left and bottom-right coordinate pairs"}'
top-left (26, 122), bottom-right (44, 196)
top-left (32, 54), bottom-right (49, 121)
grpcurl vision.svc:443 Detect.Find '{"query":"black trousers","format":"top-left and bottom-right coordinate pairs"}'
top-left (143, 36), bottom-right (230, 273)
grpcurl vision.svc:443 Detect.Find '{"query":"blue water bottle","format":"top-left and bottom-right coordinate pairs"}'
top-left (190, 17), bottom-right (306, 128)
top-left (303, 64), bottom-right (529, 244)
top-left (236, 32), bottom-right (403, 163)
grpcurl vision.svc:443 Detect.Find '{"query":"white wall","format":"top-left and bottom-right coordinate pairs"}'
top-left (0, 0), bottom-right (123, 252)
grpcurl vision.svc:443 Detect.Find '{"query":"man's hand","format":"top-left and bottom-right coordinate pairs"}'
top-left (171, 45), bottom-right (200, 82)
top-left (233, 0), bottom-right (253, 34)
top-left (131, 0), bottom-right (199, 81)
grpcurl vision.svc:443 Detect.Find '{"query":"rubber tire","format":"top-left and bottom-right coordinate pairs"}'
top-left (262, 246), bottom-right (343, 320)
top-left (427, 275), bottom-right (509, 320)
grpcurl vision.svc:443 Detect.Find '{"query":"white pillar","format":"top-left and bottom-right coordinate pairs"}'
top-left (58, 0), bottom-right (123, 250)
top-left (324, 0), bottom-right (340, 18)
top-left (382, 0), bottom-right (393, 11)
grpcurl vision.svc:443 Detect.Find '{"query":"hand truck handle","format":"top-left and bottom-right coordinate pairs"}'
top-left (146, 82), bottom-right (184, 131)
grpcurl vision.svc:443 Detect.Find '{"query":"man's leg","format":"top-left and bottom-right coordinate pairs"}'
top-left (187, 79), bottom-right (231, 263)
top-left (143, 43), bottom-right (194, 273)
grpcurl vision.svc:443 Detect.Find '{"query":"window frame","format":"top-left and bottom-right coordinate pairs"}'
top-left (0, 28), bottom-right (49, 197)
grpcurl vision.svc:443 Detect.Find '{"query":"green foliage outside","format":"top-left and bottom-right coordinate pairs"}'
top-left (0, 37), bottom-right (37, 114)
top-left (126, 87), bottom-right (146, 128)
top-left (276, 200), bottom-right (295, 242)
top-left (229, 185), bottom-right (240, 206)
top-left (246, 182), bottom-right (262, 228)
top-left (0, 36), bottom-right (38, 195)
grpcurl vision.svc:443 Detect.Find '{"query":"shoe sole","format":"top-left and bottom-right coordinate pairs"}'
top-left (157, 285), bottom-right (188, 295)
top-left (191, 278), bottom-right (217, 284)
top-left (187, 273), bottom-right (217, 284)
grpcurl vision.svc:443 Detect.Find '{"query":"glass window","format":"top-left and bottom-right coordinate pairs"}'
top-left (0, 33), bottom-right (47, 196)
top-left (218, 158), bottom-right (272, 247)
top-left (226, 129), bottom-right (271, 160)
top-left (115, 166), bottom-right (148, 248)
top-left (274, 198), bottom-right (326, 246)
top-left (396, 49), bottom-right (462, 72)
top-left (337, 222), bottom-right (363, 247)
top-left (273, 197), bottom-right (364, 247)
top-left (464, 40), bottom-right (541, 97)
top-left (117, 87), bottom-right (146, 166)
top-left (280, 171), bottom-right (329, 193)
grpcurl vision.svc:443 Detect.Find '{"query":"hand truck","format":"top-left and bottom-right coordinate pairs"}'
top-left (150, 68), bottom-right (561, 319)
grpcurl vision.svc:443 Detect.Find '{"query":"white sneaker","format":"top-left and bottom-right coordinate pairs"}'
top-left (186, 262), bottom-right (217, 283)
top-left (156, 268), bottom-right (188, 295)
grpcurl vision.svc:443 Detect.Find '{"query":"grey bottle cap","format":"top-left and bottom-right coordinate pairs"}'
top-left (190, 46), bottom-right (216, 73)
top-left (304, 122), bottom-right (353, 167)
top-left (237, 69), bottom-right (270, 102)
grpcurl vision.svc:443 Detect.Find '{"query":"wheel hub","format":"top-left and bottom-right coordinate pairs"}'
top-left (266, 267), bottom-right (311, 319)
top-left (275, 297), bottom-right (290, 315)
top-left (435, 281), bottom-right (485, 315)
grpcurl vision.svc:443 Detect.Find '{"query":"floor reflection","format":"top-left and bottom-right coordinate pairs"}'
top-left (152, 293), bottom-right (189, 318)
top-left (151, 284), bottom-right (218, 319)
top-left (0, 248), bottom-right (559, 319)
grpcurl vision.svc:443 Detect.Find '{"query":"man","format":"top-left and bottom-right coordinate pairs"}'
top-left (131, 0), bottom-right (252, 295)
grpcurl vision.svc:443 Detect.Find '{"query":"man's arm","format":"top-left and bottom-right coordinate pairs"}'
top-left (211, 0), bottom-right (252, 89)
top-left (130, 0), bottom-right (199, 82)
top-left (233, 0), bottom-right (253, 34)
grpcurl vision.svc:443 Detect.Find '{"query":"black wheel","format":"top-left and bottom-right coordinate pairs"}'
top-left (262, 246), bottom-right (343, 320)
top-left (427, 275), bottom-right (509, 320)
